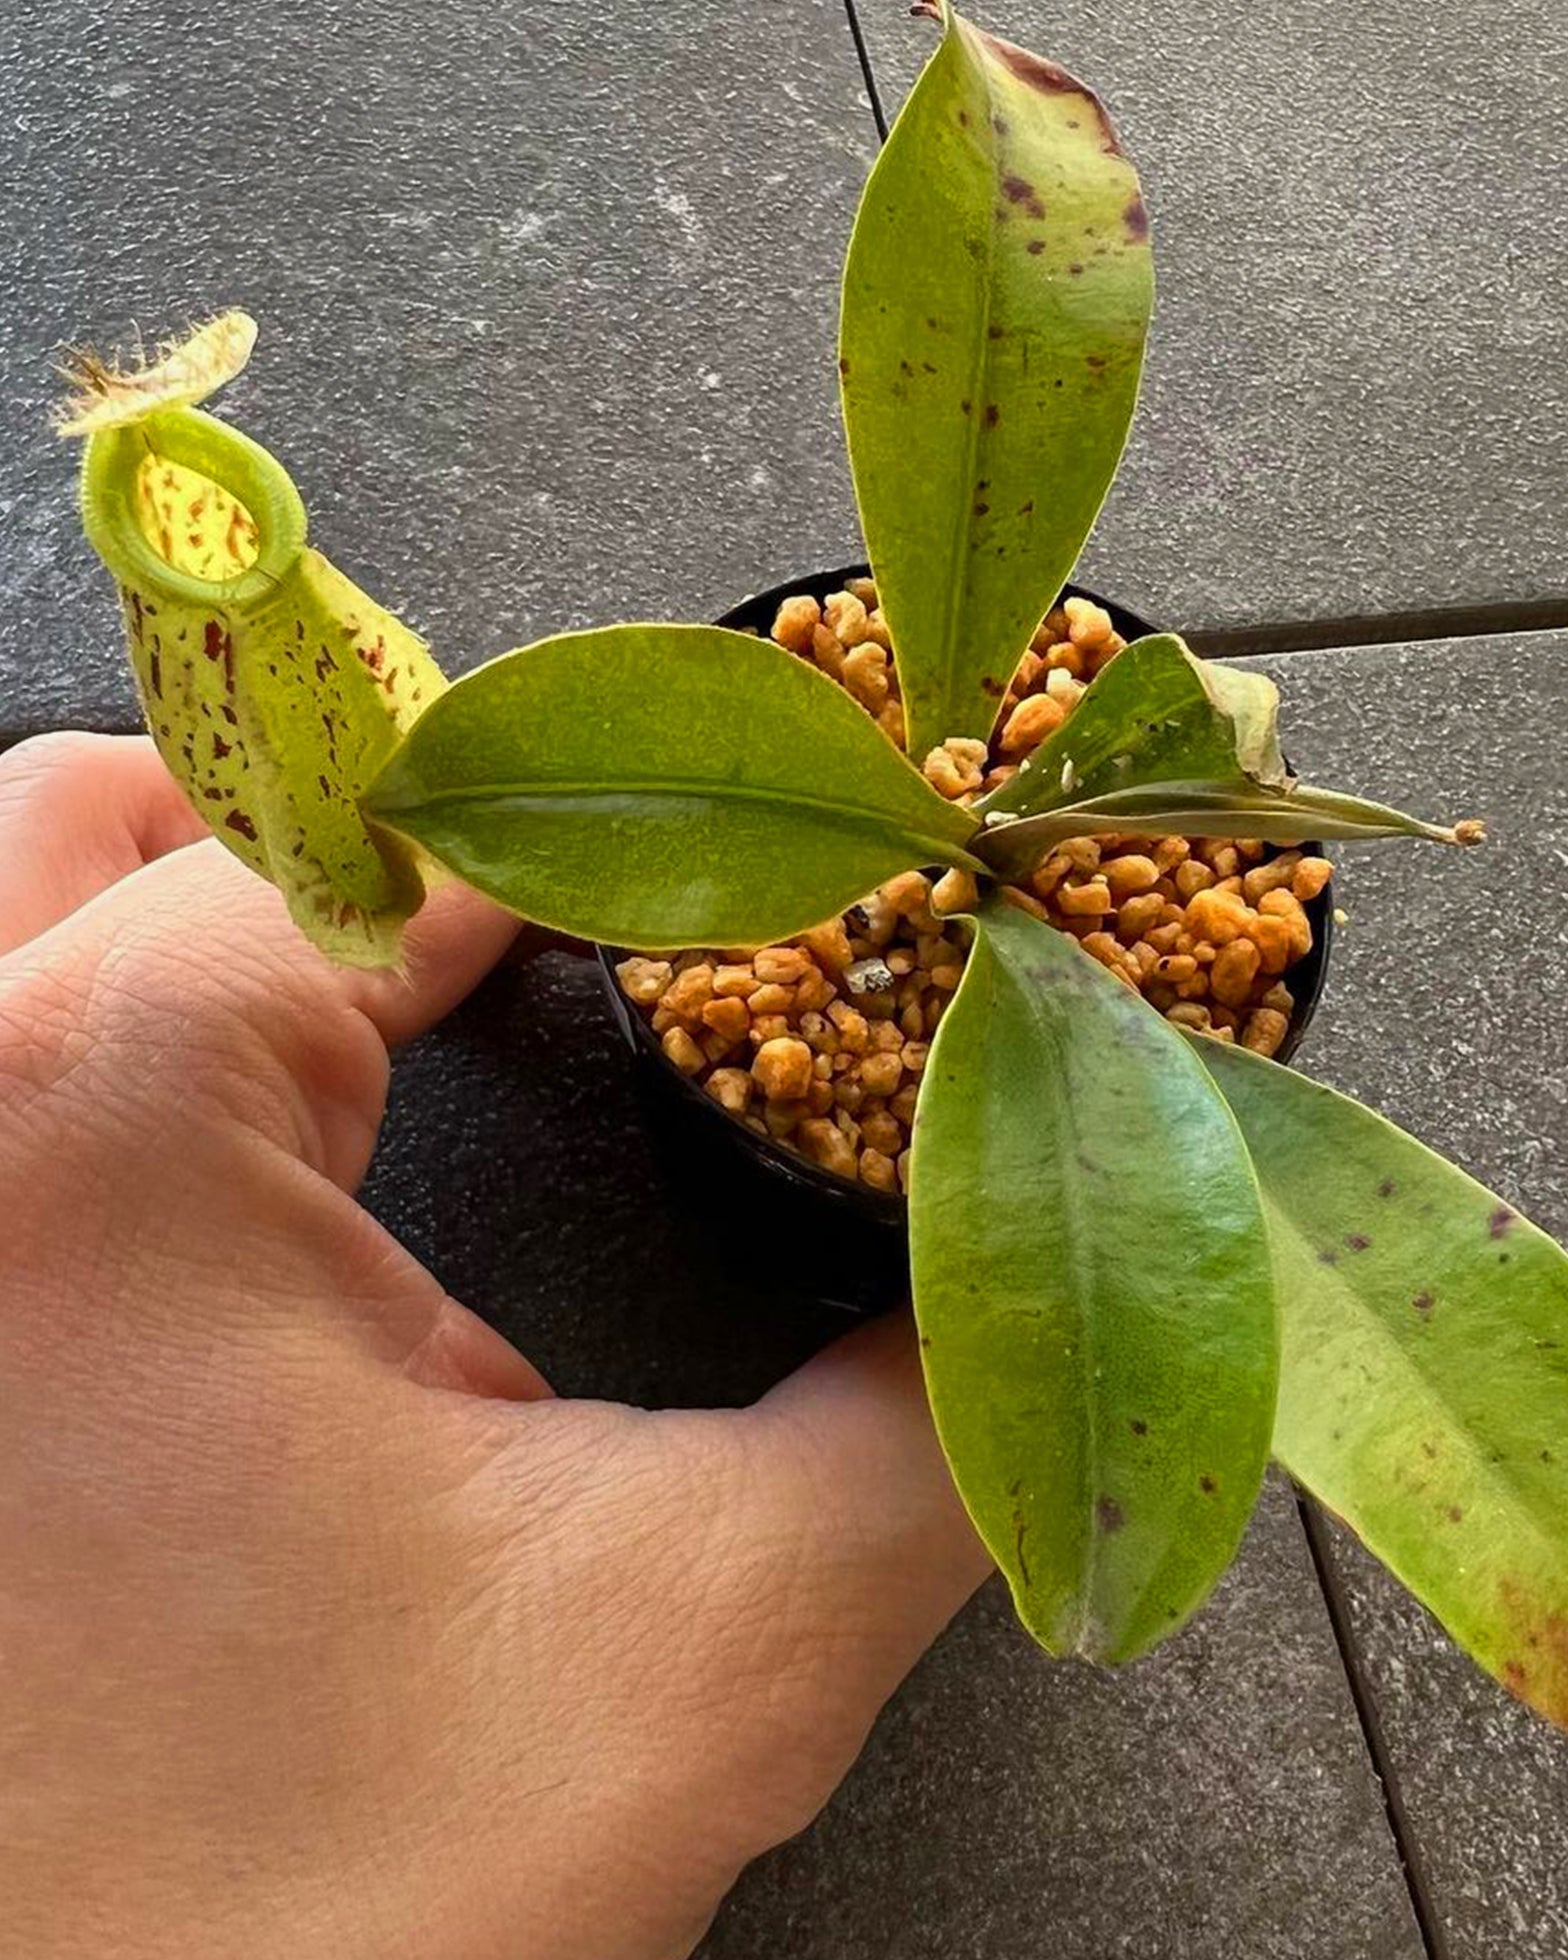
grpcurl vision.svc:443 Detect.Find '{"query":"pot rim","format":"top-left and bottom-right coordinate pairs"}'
top-left (597, 564), bottom-right (1334, 1220)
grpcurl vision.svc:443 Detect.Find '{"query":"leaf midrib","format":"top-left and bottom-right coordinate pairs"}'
top-left (371, 773), bottom-right (976, 855)
top-left (997, 944), bottom-right (1105, 1646)
top-left (925, 25), bottom-right (1002, 756)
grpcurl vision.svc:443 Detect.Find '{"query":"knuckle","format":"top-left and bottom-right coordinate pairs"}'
top-left (0, 729), bottom-right (120, 808)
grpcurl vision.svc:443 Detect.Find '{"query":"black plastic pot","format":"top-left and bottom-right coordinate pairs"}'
top-left (596, 565), bottom-right (1333, 1263)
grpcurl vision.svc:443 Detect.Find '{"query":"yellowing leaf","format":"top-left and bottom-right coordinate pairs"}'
top-left (841, 5), bottom-right (1153, 758)
top-left (1197, 1038), bottom-right (1568, 1730)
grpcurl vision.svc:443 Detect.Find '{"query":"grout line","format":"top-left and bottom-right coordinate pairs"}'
top-left (5, 584), bottom-right (1567, 755)
top-left (1188, 596), bottom-right (1568, 660)
top-left (3, 581), bottom-right (1564, 753)
top-left (841, 0), bottom-right (890, 142)
top-left (1296, 1490), bottom-right (1453, 1960)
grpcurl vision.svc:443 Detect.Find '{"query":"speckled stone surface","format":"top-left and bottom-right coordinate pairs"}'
top-left (360, 949), bottom-right (1423, 1960)
top-left (856, 0), bottom-right (1568, 637)
top-left (0, 0), bottom-right (874, 734)
top-left (1238, 631), bottom-right (1568, 1959)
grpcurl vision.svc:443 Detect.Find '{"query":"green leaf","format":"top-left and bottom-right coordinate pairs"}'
top-left (909, 897), bottom-right (1277, 1661)
top-left (364, 625), bottom-right (982, 950)
top-left (1195, 1039), bottom-right (1568, 1729)
top-left (840, 3), bottom-right (1153, 761)
top-left (975, 634), bottom-right (1483, 875)
top-left (78, 402), bottom-right (443, 968)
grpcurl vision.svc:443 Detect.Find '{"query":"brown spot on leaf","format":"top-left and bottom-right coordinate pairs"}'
top-left (1131, 1419), bottom-right (1148, 1436)
top-left (1026, 239), bottom-right (1044, 255)
top-left (224, 809), bottom-right (258, 843)
top-left (1001, 173), bottom-right (1046, 219)
top-left (1200, 1474), bottom-right (1217, 1494)
top-left (1012, 1509), bottom-right (1031, 1585)
top-left (1413, 1291), bottom-right (1435, 1319)
top-left (1379, 1178), bottom-right (1397, 1198)
top-left (1124, 196), bottom-right (1149, 242)
top-left (980, 675), bottom-right (1004, 698)
top-left (1448, 1505), bottom-right (1464, 1523)
top-left (1068, 262), bottom-right (1085, 275)
top-left (1495, 1581), bottom-right (1568, 1723)
top-left (1317, 1249), bottom-right (1339, 1266)
top-left (1489, 1205), bottom-right (1516, 1239)
top-left (838, 356), bottom-right (850, 377)
top-left (1346, 1233), bottom-right (1372, 1252)
top-left (973, 501), bottom-right (990, 516)
top-left (984, 403), bottom-right (999, 427)
top-left (1096, 1496), bottom-right (1125, 1533)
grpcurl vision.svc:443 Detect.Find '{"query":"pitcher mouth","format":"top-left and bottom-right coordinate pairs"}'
top-left (79, 404), bottom-right (307, 615)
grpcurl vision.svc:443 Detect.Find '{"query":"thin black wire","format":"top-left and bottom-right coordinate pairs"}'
top-left (841, 0), bottom-right (890, 142)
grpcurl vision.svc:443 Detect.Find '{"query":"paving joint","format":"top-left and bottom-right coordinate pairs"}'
top-left (1297, 1491), bottom-right (1452, 1960)
top-left (1190, 597), bottom-right (1568, 660)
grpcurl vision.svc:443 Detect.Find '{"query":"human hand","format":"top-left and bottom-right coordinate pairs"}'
top-left (0, 733), bottom-right (989, 1960)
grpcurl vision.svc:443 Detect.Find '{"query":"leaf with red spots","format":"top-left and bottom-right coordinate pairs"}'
top-left (840, 3), bottom-right (1153, 759)
top-left (77, 400), bottom-right (444, 967)
top-left (910, 898), bottom-right (1277, 1662)
top-left (975, 633), bottom-right (1483, 874)
top-left (1196, 1038), bottom-right (1568, 1730)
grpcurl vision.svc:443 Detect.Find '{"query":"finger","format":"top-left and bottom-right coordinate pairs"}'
top-left (748, 1311), bottom-right (993, 1671)
top-left (18, 835), bottom-right (520, 1190)
top-left (0, 732), bottom-right (207, 956)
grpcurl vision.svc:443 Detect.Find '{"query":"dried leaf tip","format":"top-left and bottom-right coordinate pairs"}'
top-left (1451, 818), bottom-right (1487, 847)
top-left (53, 309), bottom-right (257, 438)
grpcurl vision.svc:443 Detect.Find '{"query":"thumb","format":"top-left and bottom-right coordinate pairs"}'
top-left (749, 1312), bottom-right (993, 1679)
